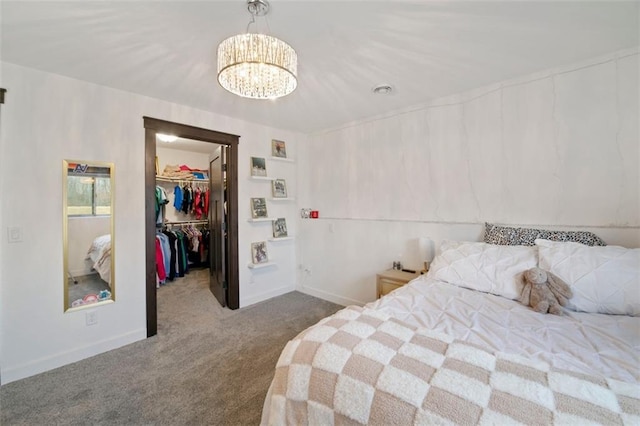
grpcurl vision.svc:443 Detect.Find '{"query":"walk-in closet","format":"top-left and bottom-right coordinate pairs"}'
top-left (154, 134), bottom-right (229, 308)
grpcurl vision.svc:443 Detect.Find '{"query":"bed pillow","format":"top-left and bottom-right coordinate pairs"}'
top-left (484, 223), bottom-right (606, 246)
top-left (536, 239), bottom-right (640, 316)
top-left (426, 240), bottom-right (537, 300)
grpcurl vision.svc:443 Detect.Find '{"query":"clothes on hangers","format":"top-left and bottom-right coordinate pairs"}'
top-left (155, 163), bottom-right (210, 284)
top-left (203, 189), bottom-right (210, 217)
top-left (162, 229), bottom-right (178, 281)
top-left (173, 185), bottom-right (183, 211)
top-left (155, 223), bottom-right (211, 286)
top-left (156, 232), bottom-right (172, 283)
top-left (193, 189), bottom-right (203, 220)
top-left (155, 238), bottom-right (166, 284)
top-left (176, 230), bottom-right (188, 277)
top-left (182, 184), bottom-right (194, 214)
top-left (155, 186), bottom-right (169, 225)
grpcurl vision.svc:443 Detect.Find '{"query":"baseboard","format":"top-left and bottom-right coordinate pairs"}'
top-left (1, 328), bottom-right (146, 385)
top-left (298, 285), bottom-right (365, 307)
top-left (240, 285), bottom-right (295, 308)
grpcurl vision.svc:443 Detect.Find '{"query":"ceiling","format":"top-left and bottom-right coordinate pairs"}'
top-left (2, 1), bottom-right (638, 134)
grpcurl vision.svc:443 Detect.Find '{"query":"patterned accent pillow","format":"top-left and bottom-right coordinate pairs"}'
top-left (484, 223), bottom-right (606, 246)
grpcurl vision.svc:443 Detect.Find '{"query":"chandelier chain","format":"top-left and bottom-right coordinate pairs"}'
top-left (246, 14), bottom-right (256, 33)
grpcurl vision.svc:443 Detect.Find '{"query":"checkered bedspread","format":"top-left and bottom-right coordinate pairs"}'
top-left (262, 306), bottom-right (640, 425)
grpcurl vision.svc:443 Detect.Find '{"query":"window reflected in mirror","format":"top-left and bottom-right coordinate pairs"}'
top-left (63, 160), bottom-right (115, 312)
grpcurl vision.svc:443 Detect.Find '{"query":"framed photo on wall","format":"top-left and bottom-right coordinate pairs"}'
top-left (271, 139), bottom-right (287, 158)
top-left (251, 241), bottom-right (269, 264)
top-left (250, 156), bottom-right (267, 177)
top-left (250, 197), bottom-right (268, 218)
top-left (271, 179), bottom-right (287, 198)
top-left (272, 218), bottom-right (288, 238)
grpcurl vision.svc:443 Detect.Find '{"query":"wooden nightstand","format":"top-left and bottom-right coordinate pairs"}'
top-left (376, 269), bottom-right (422, 298)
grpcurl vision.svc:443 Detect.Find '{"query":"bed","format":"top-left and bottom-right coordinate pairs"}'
top-left (86, 234), bottom-right (112, 284)
top-left (261, 236), bottom-right (640, 425)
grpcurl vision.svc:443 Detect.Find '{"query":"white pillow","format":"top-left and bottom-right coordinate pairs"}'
top-left (535, 239), bottom-right (640, 316)
top-left (426, 240), bottom-right (538, 300)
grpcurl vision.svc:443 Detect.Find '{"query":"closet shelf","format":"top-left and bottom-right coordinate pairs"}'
top-left (270, 197), bottom-right (295, 201)
top-left (269, 236), bottom-right (294, 242)
top-left (250, 176), bottom-right (275, 181)
top-left (247, 261), bottom-right (277, 269)
top-left (248, 217), bottom-right (273, 223)
top-left (156, 175), bottom-right (209, 183)
top-left (270, 157), bottom-right (295, 163)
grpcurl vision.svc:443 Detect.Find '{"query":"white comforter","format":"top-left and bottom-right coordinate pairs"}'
top-left (86, 234), bottom-right (111, 284)
top-left (368, 275), bottom-right (640, 383)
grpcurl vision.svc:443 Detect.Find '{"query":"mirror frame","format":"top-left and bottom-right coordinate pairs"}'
top-left (63, 159), bottom-right (116, 313)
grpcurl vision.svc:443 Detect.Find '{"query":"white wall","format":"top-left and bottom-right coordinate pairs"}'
top-left (297, 49), bottom-right (640, 306)
top-left (245, 148), bottom-right (298, 301)
top-left (0, 62), bottom-right (305, 383)
top-left (156, 145), bottom-right (210, 173)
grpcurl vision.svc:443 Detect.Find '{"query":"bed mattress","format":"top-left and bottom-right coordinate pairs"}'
top-left (367, 275), bottom-right (640, 383)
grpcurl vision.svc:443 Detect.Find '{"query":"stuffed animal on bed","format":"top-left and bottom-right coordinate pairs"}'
top-left (520, 267), bottom-right (573, 315)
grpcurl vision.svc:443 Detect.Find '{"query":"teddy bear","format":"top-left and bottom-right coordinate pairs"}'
top-left (520, 267), bottom-right (573, 315)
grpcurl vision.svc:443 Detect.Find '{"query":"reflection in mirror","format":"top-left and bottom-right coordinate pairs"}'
top-left (63, 160), bottom-right (115, 312)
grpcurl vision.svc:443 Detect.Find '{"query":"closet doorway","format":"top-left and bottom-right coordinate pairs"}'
top-left (143, 117), bottom-right (240, 338)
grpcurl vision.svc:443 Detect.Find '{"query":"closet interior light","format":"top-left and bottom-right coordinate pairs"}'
top-left (157, 134), bottom-right (178, 143)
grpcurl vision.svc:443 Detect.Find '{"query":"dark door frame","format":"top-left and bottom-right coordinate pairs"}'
top-left (143, 117), bottom-right (240, 337)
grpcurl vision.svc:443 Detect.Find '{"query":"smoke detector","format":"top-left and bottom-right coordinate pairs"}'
top-left (372, 84), bottom-right (393, 95)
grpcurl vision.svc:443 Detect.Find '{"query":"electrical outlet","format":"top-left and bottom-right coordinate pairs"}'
top-left (300, 208), bottom-right (311, 219)
top-left (7, 227), bottom-right (22, 243)
top-left (85, 311), bottom-right (98, 326)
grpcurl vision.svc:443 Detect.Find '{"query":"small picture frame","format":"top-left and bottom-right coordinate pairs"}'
top-left (250, 197), bottom-right (268, 218)
top-left (271, 139), bottom-right (287, 158)
top-left (251, 241), bottom-right (269, 264)
top-left (250, 156), bottom-right (267, 177)
top-left (272, 218), bottom-right (288, 238)
top-left (271, 179), bottom-right (287, 198)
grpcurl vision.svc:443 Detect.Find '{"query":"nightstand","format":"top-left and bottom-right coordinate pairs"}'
top-left (376, 269), bottom-right (422, 298)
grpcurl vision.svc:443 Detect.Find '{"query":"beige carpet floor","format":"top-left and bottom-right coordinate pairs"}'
top-left (1, 269), bottom-right (343, 425)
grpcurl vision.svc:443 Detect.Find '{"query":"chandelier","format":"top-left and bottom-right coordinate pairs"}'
top-left (217, 0), bottom-right (298, 100)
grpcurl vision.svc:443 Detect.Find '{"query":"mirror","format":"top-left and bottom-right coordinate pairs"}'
top-left (63, 160), bottom-right (115, 312)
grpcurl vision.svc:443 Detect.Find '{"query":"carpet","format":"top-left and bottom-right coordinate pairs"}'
top-left (1, 269), bottom-right (343, 425)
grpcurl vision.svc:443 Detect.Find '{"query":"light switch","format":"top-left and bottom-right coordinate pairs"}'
top-left (7, 227), bottom-right (22, 243)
